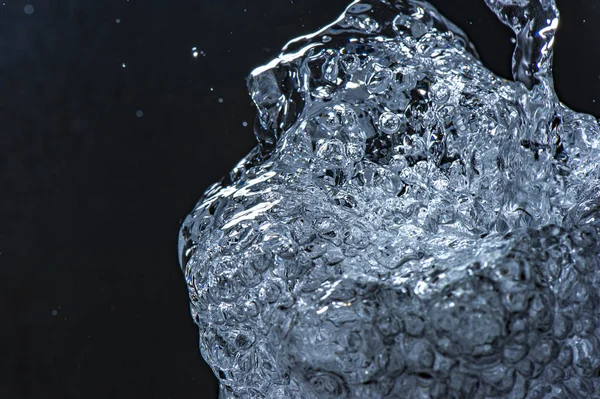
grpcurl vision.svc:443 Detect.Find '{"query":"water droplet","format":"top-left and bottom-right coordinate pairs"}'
top-left (136, 110), bottom-right (144, 118)
top-left (242, 121), bottom-right (248, 127)
top-left (218, 98), bottom-right (224, 103)
top-left (51, 310), bottom-right (58, 316)
top-left (116, 18), bottom-right (121, 24)
top-left (24, 4), bottom-right (34, 14)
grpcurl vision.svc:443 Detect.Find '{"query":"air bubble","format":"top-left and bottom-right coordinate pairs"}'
top-left (379, 112), bottom-right (401, 134)
top-left (340, 54), bottom-right (360, 73)
top-left (366, 64), bottom-right (393, 94)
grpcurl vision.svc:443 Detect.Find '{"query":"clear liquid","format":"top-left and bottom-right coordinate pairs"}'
top-left (180, 0), bottom-right (600, 397)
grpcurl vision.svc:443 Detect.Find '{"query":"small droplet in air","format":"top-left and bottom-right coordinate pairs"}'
top-left (136, 110), bottom-right (144, 118)
top-left (192, 47), bottom-right (199, 58)
top-left (116, 18), bottom-right (121, 24)
top-left (122, 63), bottom-right (126, 68)
top-left (218, 98), bottom-right (224, 103)
top-left (242, 121), bottom-right (248, 127)
top-left (52, 310), bottom-right (58, 316)
top-left (24, 4), bottom-right (34, 14)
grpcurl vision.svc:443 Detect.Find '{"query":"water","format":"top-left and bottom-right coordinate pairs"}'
top-left (179, 0), bottom-right (600, 397)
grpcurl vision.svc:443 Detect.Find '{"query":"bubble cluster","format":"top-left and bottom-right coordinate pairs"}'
top-left (179, 0), bottom-right (600, 397)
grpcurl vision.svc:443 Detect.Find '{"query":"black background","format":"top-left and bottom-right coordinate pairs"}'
top-left (2, 0), bottom-right (598, 398)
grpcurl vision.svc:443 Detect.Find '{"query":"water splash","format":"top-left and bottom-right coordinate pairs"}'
top-left (179, 0), bottom-right (600, 397)
top-left (484, 0), bottom-right (559, 89)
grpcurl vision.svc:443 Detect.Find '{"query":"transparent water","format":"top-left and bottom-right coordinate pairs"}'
top-left (179, 0), bottom-right (600, 397)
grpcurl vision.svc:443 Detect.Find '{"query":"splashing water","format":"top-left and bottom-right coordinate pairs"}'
top-left (179, 0), bottom-right (600, 397)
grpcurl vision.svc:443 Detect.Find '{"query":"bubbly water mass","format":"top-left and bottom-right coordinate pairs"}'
top-left (178, 0), bottom-right (600, 397)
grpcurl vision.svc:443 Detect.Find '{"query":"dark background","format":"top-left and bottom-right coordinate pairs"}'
top-left (1, 0), bottom-right (598, 398)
